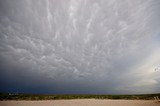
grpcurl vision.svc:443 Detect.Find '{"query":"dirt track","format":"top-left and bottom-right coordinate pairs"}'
top-left (0, 99), bottom-right (159, 106)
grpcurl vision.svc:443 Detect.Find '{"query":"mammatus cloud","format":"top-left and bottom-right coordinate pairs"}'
top-left (0, 0), bottom-right (160, 94)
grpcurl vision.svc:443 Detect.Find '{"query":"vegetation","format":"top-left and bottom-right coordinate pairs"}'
top-left (0, 93), bottom-right (160, 100)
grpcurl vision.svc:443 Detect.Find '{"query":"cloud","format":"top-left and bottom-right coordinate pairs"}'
top-left (0, 0), bottom-right (160, 94)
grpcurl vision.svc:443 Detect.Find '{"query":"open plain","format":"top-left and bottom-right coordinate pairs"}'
top-left (0, 99), bottom-right (160, 106)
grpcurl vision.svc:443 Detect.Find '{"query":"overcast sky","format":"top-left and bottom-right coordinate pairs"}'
top-left (0, 0), bottom-right (160, 94)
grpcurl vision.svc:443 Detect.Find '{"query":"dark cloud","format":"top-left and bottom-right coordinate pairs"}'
top-left (0, 0), bottom-right (160, 94)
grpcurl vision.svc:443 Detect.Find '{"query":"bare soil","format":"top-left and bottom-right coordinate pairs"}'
top-left (0, 99), bottom-right (159, 106)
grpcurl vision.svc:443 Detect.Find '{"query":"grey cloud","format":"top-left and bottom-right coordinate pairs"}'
top-left (0, 0), bottom-right (160, 94)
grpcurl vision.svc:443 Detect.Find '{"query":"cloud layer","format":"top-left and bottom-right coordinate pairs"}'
top-left (0, 0), bottom-right (160, 94)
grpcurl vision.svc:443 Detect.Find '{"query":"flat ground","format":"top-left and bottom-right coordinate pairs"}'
top-left (0, 99), bottom-right (159, 106)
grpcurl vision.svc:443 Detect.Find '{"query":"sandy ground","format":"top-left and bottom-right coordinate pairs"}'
top-left (0, 99), bottom-right (159, 106)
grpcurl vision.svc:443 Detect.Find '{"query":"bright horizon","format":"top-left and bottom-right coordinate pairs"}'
top-left (0, 0), bottom-right (160, 94)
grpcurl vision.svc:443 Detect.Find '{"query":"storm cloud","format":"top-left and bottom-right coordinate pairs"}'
top-left (0, 0), bottom-right (160, 94)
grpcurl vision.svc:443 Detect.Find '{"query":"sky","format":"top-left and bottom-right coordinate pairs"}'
top-left (0, 0), bottom-right (160, 94)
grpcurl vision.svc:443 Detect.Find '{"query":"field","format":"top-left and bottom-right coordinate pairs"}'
top-left (0, 93), bottom-right (160, 106)
top-left (0, 99), bottom-right (160, 106)
top-left (0, 93), bottom-right (160, 100)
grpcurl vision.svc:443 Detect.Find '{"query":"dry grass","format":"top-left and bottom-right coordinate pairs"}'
top-left (0, 99), bottom-right (160, 106)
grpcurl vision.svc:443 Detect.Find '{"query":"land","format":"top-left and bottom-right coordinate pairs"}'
top-left (0, 93), bottom-right (160, 100)
top-left (0, 99), bottom-right (160, 106)
top-left (0, 93), bottom-right (160, 106)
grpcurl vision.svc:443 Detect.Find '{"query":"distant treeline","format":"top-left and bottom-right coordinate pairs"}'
top-left (0, 93), bottom-right (160, 100)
